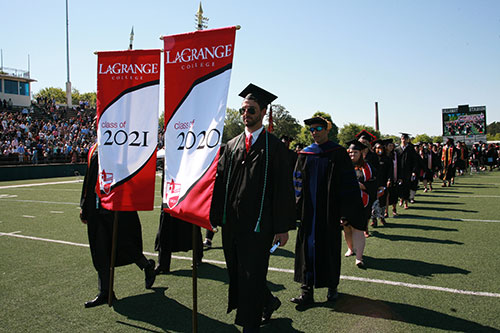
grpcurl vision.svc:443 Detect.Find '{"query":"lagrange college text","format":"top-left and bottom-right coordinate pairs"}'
top-left (99, 63), bottom-right (159, 81)
top-left (97, 44), bottom-right (233, 80)
top-left (165, 44), bottom-right (233, 70)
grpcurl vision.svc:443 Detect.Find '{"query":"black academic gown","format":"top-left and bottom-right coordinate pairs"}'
top-left (386, 151), bottom-right (400, 205)
top-left (395, 143), bottom-right (419, 200)
top-left (80, 149), bottom-right (144, 290)
top-left (293, 142), bottom-right (364, 289)
top-left (375, 154), bottom-right (392, 206)
top-left (210, 130), bottom-right (295, 328)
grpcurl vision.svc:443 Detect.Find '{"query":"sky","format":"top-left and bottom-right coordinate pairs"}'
top-left (2, 0), bottom-right (499, 136)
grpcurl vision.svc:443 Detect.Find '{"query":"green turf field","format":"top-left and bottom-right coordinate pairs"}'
top-left (1, 171), bottom-right (499, 332)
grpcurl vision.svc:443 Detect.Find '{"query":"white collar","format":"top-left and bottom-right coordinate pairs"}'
top-left (244, 126), bottom-right (264, 145)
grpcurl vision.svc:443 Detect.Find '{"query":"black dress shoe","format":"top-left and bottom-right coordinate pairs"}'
top-left (84, 292), bottom-right (116, 308)
top-left (327, 287), bottom-right (339, 302)
top-left (262, 296), bottom-right (281, 324)
top-left (145, 259), bottom-right (156, 289)
top-left (290, 292), bottom-right (314, 306)
top-left (154, 265), bottom-right (170, 275)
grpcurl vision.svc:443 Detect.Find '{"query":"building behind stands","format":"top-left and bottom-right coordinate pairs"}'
top-left (0, 65), bottom-right (36, 108)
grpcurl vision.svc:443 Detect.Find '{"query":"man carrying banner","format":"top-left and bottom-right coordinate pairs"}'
top-left (79, 143), bottom-right (156, 308)
top-left (211, 84), bottom-right (295, 332)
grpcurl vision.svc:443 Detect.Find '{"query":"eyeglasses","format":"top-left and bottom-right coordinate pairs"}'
top-left (239, 107), bottom-right (257, 115)
top-left (309, 126), bottom-right (324, 133)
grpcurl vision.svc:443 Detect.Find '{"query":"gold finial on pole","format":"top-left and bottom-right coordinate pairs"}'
top-left (129, 26), bottom-right (134, 50)
top-left (195, 1), bottom-right (209, 30)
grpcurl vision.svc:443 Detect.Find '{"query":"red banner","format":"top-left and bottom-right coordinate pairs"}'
top-left (162, 27), bottom-right (236, 229)
top-left (96, 49), bottom-right (160, 211)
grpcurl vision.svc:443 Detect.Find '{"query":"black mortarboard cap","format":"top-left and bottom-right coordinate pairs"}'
top-left (347, 139), bottom-right (367, 151)
top-left (239, 83), bottom-right (277, 110)
top-left (304, 117), bottom-right (328, 127)
top-left (383, 138), bottom-right (394, 145)
top-left (355, 129), bottom-right (376, 142)
top-left (371, 139), bottom-right (384, 147)
top-left (399, 132), bottom-right (411, 139)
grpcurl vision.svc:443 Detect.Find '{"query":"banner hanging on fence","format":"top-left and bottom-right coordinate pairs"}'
top-left (162, 26), bottom-right (237, 229)
top-left (96, 49), bottom-right (160, 211)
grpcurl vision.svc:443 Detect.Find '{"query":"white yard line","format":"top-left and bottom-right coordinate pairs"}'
top-left (1, 231), bottom-right (499, 299)
top-left (0, 179), bottom-right (82, 189)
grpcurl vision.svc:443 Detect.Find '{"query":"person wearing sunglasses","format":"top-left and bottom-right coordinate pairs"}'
top-left (291, 116), bottom-right (364, 305)
top-left (210, 83), bottom-right (295, 332)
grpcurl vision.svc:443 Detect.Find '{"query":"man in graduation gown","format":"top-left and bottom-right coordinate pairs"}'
top-left (291, 116), bottom-right (364, 305)
top-left (79, 143), bottom-right (156, 308)
top-left (394, 133), bottom-right (419, 209)
top-left (210, 84), bottom-right (296, 332)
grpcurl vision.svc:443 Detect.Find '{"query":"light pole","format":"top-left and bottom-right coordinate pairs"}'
top-left (65, 0), bottom-right (72, 107)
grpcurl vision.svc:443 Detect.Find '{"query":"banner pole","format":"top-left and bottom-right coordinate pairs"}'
top-left (192, 225), bottom-right (199, 332)
top-left (108, 211), bottom-right (119, 306)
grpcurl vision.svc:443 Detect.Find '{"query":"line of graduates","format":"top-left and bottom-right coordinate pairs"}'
top-left (79, 83), bottom-right (498, 332)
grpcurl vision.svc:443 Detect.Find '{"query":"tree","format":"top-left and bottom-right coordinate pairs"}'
top-left (414, 134), bottom-right (433, 144)
top-left (159, 112), bottom-right (165, 129)
top-left (487, 121), bottom-right (500, 135)
top-left (487, 133), bottom-right (500, 141)
top-left (34, 87), bottom-right (66, 104)
top-left (338, 123), bottom-right (380, 146)
top-left (34, 87), bottom-right (96, 107)
top-left (431, 136), bottom-right (443, 144)
top-left (222, 108), bottom-right (244, 143)
top-left (79, 92), bottom-right (97, 107)
top-left (265, 104), bottom-right (301, 140)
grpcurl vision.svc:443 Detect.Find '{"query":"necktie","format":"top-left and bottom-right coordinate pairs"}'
top-left (245, 133), bottom-right (252, 153)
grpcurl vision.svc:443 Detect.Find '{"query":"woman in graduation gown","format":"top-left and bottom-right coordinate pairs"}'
top-left (371, 139), bottom-right (391, 226)
top-left (384, 139), bottom-right (400, 217)
top-left (344, 140), bottom-right (377, 268)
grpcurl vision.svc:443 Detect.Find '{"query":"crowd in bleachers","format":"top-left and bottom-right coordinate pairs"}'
top-left (0, 102), bottom-right (97, 165)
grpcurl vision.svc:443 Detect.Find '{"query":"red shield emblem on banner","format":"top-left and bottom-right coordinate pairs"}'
top-left (166, 179), bottom-right (181, 207)
top-left (100, 169), bottom-right (114, 195)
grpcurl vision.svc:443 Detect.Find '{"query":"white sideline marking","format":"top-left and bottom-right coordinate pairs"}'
top-left (4, 198), bottom-right (499, 223)
top-left (50, 211), bottom-right (64, 214)
top-left (0, 179), bottom-right (81, 189)
top-left (0, 199), bottom-right (79, 205)
top-left (431, 194), bottom-right (500, 198)
top-left (22, 215), bottom-right (35, 218)
top-left (460, 218), bottom-right (500, 223)
top-left (1, 232), bottom-right (499, 299)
